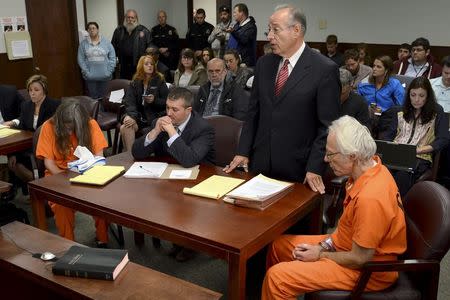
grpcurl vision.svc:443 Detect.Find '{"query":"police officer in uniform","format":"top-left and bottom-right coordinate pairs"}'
top-left (150, 10), bottom-right (179, 70)
top-left (186, 8), bottom-right (214, 59)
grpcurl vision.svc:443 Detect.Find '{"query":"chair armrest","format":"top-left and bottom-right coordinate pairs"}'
top-left (350, 259), bottom-right (440, 299)
top-left (116, 104), bottom-right (126, 123)
top-left (330, 176), bottom-right (348, 187)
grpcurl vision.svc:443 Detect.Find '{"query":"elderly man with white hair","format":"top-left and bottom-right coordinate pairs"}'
top-left (262, 115), bottom-right (407, 299)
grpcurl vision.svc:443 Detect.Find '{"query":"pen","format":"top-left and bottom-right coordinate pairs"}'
top-left (139, 165), bottom-right (158, 176)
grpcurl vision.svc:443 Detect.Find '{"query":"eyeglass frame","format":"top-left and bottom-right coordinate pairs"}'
top-left (264, 24), bottom-right (296, 37)
top-left (325, 151), bottom-right (341, 160)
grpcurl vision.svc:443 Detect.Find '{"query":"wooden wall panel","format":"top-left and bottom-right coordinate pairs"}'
top-left (0, 54), bottom-right (34, 88)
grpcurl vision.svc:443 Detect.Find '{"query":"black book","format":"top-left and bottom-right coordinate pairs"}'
top-left (52, 246), bottom-right (129, 281)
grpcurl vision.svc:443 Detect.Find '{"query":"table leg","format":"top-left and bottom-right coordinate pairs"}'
top-left (228, 252), bottom-right (246, 300)
top-left (30, 189), bottom-right (47, 231)
top-left (307, 197), bottom-right (323, 235)
top-left (134, 231), bottom-right (145, 246)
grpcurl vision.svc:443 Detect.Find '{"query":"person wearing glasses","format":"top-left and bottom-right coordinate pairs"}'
top-left (173, 48), bottom-right (207, 87)
top-left (393, 37), bottom-right (442, 79)
top-left (261, 115), bottom-right (406, 299)
top-left (224, 4), bottom-right (340, 194)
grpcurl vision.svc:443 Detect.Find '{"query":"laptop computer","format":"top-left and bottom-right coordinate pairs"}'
top-left (375, 140), bottom-right (417, 172)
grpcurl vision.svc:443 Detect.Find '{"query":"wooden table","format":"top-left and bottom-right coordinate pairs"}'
top-left (29, 152), bottom-right (322, 299)
top-left (0, 129), bottom-right (33, 155)
top-left (0, 221), bottom-right (222, 299)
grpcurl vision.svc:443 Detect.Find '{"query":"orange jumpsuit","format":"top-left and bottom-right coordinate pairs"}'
top-left (36, 119), bottom-right (109, 242)
top-left (262, 157), bottom-right (407, 299)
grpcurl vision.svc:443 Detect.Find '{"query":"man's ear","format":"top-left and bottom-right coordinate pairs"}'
top-left (425, 49), bottom-right (430, 57)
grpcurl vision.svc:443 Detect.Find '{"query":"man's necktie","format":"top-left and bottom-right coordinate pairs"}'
top-left (275, 59), bottom-right (290, 96)
top-left (204, 88), bottom-right (220, 116)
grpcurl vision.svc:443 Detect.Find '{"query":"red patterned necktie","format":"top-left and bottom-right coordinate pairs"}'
top-left (275, 59), bottom-right (290, 96)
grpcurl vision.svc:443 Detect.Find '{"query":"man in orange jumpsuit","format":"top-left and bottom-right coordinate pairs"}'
top-left (262, 115), bottom-right (407, 299)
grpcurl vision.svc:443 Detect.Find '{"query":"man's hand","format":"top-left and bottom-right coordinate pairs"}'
top-left (292, 243), bottom-right (322, 262)
top-left (304, 172), bottom-right (325, 194)
top-left (224, 27), bottom-right (234, 33)
top-left (223, 155), bottom-right (249, 173)
top-left (123, 116), bottom-right (137, 128)
top-left (2, 121), bottom-right (13, 127)
top-left (159, 116), bottom-right (177, 137)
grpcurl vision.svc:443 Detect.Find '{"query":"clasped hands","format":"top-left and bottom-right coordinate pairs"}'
top-left (292, 243), bottom-right (323, 262)
top-left (223, 155), bottom-right (325, 194)
top-left (154, 116), bottom-right (177, 136)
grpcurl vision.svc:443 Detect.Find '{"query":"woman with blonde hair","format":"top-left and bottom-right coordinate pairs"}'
top-left (120, 55), bottom-right (168, 151)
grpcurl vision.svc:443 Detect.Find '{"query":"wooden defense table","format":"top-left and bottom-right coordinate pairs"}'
top-left (0, 129), bottom-right (33, 155)
top-left (29, 152), bottom-right (322, 299)
top-left (0, 221), bottom-right (222, 299)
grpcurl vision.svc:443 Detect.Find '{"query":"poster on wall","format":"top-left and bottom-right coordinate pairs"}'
top-left (1, 16), bottom-right (28, 32)
top-left (1, 17), bottom-right (14, 32)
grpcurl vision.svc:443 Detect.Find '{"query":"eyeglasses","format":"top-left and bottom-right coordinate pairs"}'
top-left (411, 47), bottom-right (425, 53)
top-left (264, 24), bottom-right (295, 37)
top-left (325, 151), bottom-right (340, 160)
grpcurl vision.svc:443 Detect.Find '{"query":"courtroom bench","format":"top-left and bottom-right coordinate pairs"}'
top-left (0, 221), bottom-right (222, 300)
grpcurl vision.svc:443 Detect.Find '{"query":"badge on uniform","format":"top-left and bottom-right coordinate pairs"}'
top-left (139, 31), bottom-right (144, 38)
top-left (168, 30), bottom-right (172, 35)
top-left (206, 29), bottom-right (211, 34)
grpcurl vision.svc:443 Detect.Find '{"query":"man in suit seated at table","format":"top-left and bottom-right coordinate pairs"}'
top-left (193, 58), bottom-right (248, 120)
top-left (0, 85), bottom-right (23, 124)
top-left (132, 86), bottom-right (215, 167)
top-left (132, 87), bottom-right (215, 261)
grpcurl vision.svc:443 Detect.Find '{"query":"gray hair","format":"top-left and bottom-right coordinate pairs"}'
top-left (328, 116), bottom-right (376, 162)
top-left (339, 68), bottom-right (353, 87)
top-left (274, 4), bottom-right (307, 33)
top-left (125, 9), bottom-right (138, 20)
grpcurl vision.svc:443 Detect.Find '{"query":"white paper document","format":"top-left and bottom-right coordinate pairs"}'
top-left (109, 89), bottom-right (125, 103)
top-left (226, 174), bottom-right (293, 201)
top-left (124, 162), bottom-right (168, 178)
top-left (169, 169), bottom-right (192, 179)
top-left (11, 40), bottom-right (30, 57)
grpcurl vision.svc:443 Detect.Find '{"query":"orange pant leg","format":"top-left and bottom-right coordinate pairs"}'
top-left (93, 216), bottom-right (109, 243)
top-left (262, 234), bottom-right (360, 300)
top-left (49, 202), bottom-right (75, 241)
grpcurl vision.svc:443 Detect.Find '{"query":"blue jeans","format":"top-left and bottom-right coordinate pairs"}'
top-left (86, 80), bottom-right (108, 99)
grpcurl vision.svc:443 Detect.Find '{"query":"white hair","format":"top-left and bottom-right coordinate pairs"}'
top-left (329, 115), bottom-right (376, 162)
top-left (274, 4), bottom-right (307, 33)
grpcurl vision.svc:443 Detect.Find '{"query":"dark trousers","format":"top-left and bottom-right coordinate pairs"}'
top-left (392, 158), bottom-right (431, 197)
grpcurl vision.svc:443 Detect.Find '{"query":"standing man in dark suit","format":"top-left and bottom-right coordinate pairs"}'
top-left (194, 58), bottom-right (249, 120)
top-left (132, 87), bottom-right (215, 168)
top-left (0, 85), bottom-right (23, 124)
top-left (150, 10), bottom-right (179, 70)
top-left (225, 4), bottom-right (340, 194)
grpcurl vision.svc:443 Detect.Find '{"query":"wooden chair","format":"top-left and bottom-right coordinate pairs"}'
top-left (204, 115), bottom-right (243, 167)
top-left (306, 181), bottom-right (450, 300)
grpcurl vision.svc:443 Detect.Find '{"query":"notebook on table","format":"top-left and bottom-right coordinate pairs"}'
top-left (375, 140), bottom-right (417, 172)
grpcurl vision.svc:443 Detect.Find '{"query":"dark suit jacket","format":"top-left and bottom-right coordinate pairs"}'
top-left (0, 84), bottom-right (23, 121)
top-left (238, 46), bottom-right (341, 182)
top-left (17, 96), bottom-right (60, 131)
top-left (193, 80), bottom-right (249, 121)
top-left (132, 111), bottom-right (215, 168)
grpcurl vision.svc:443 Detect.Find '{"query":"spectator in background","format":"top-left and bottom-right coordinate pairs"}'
top-left (5, 75), bottom-right (60, 187)
top-left (200, 47), bottom-right (214, 68)
top-left (224, 49), bottom-right (253, 89)
top-left (384, 77), bottom-right (449, 196)
top-left (0, 84), bottom-right (23, 126)
top-left (263, 43), bottom-right (273, 55)
top-left (208, 5), bottom-right (233, 58)
top-left (150, 10), bottom-right (179, 70)
top-left (120, 55), bottom-right (168, 152)
top-left (173, 48), bottom-right (208, 87)
top-left (78, 22), bottom-right (116, 99)
top-left (145, 46), bottom-right (173, 83)
top-left (324, 34), bottom-right (344, 66)
top-left (358, 55), bottom-right (405, 113)
top-left (226, 3), bottom-right (257, 67)
top-left (112, 9), bottom-right (151, 80)
top-left (339, 69), bottom-right (370, 128)
top-left (194, 58), bottom-right (248, 120)
top-left (394, 43), bottom-right (411, 64)
top-left (357, 42), bottom-right (372, 66)
top-left (186, 8), bottom-right (214, 59)
top-left (394, 37), bottom-right (442, 79)
top-left (431, 56), bottom-right (450, 112)
top-left (342, 49), bottom-right (372, 90)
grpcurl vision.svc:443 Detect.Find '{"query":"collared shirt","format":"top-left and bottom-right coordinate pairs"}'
top-left (276, 41), bottom-right (305, 79)
top-left (144, 113), bottom-right (192, 147)
top-left (239, 17), bottom-right (251, 27)
top-left (404, 58), bottom-right (429, 77)
top-left (431, 76), bottom-right (450, 112)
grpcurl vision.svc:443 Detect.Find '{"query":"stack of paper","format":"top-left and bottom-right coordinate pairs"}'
top-left (67, 146), bottom-right (105, 173)
top-left (183, 175), bottom-right (245, 199)
top-left (69, 165), bottom-right (125, 186)
top-left (123, 162), bottom-right (169, 178)
top-left (0, 127), bottom-right (20, 138)
top-left (223, 174), bottom-right (294, 210)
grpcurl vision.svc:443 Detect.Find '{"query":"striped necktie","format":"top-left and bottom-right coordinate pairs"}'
top-left (275, 59), bottom-right (289, 96)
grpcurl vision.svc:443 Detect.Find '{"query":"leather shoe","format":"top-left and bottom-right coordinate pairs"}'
top-left (175, 248), bottom-right (195, 262)
top-left (168, 244), bottom-right (182, 257)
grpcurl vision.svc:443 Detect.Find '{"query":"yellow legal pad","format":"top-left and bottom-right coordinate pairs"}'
top-left (0, 128), bottom-right (20, 138)
top-left (69, 165), bottom-right (125, 186)
top-left (183, 175), bottom-right (245, 200)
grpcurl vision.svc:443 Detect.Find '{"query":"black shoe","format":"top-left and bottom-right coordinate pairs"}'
top-left (1, 186), bottom-right (17, 202)
top-left (175, 248), bottom-right (195, 262)
top-left (168, 244), bottom-right (182, 257)
top-left (152, 237), bottom-right (161, 249)
top-left (96, 240), bottom-right (108, 248)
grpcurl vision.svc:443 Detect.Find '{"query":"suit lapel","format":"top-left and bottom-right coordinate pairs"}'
top-left (273, 47), bottom-right (313, 106)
